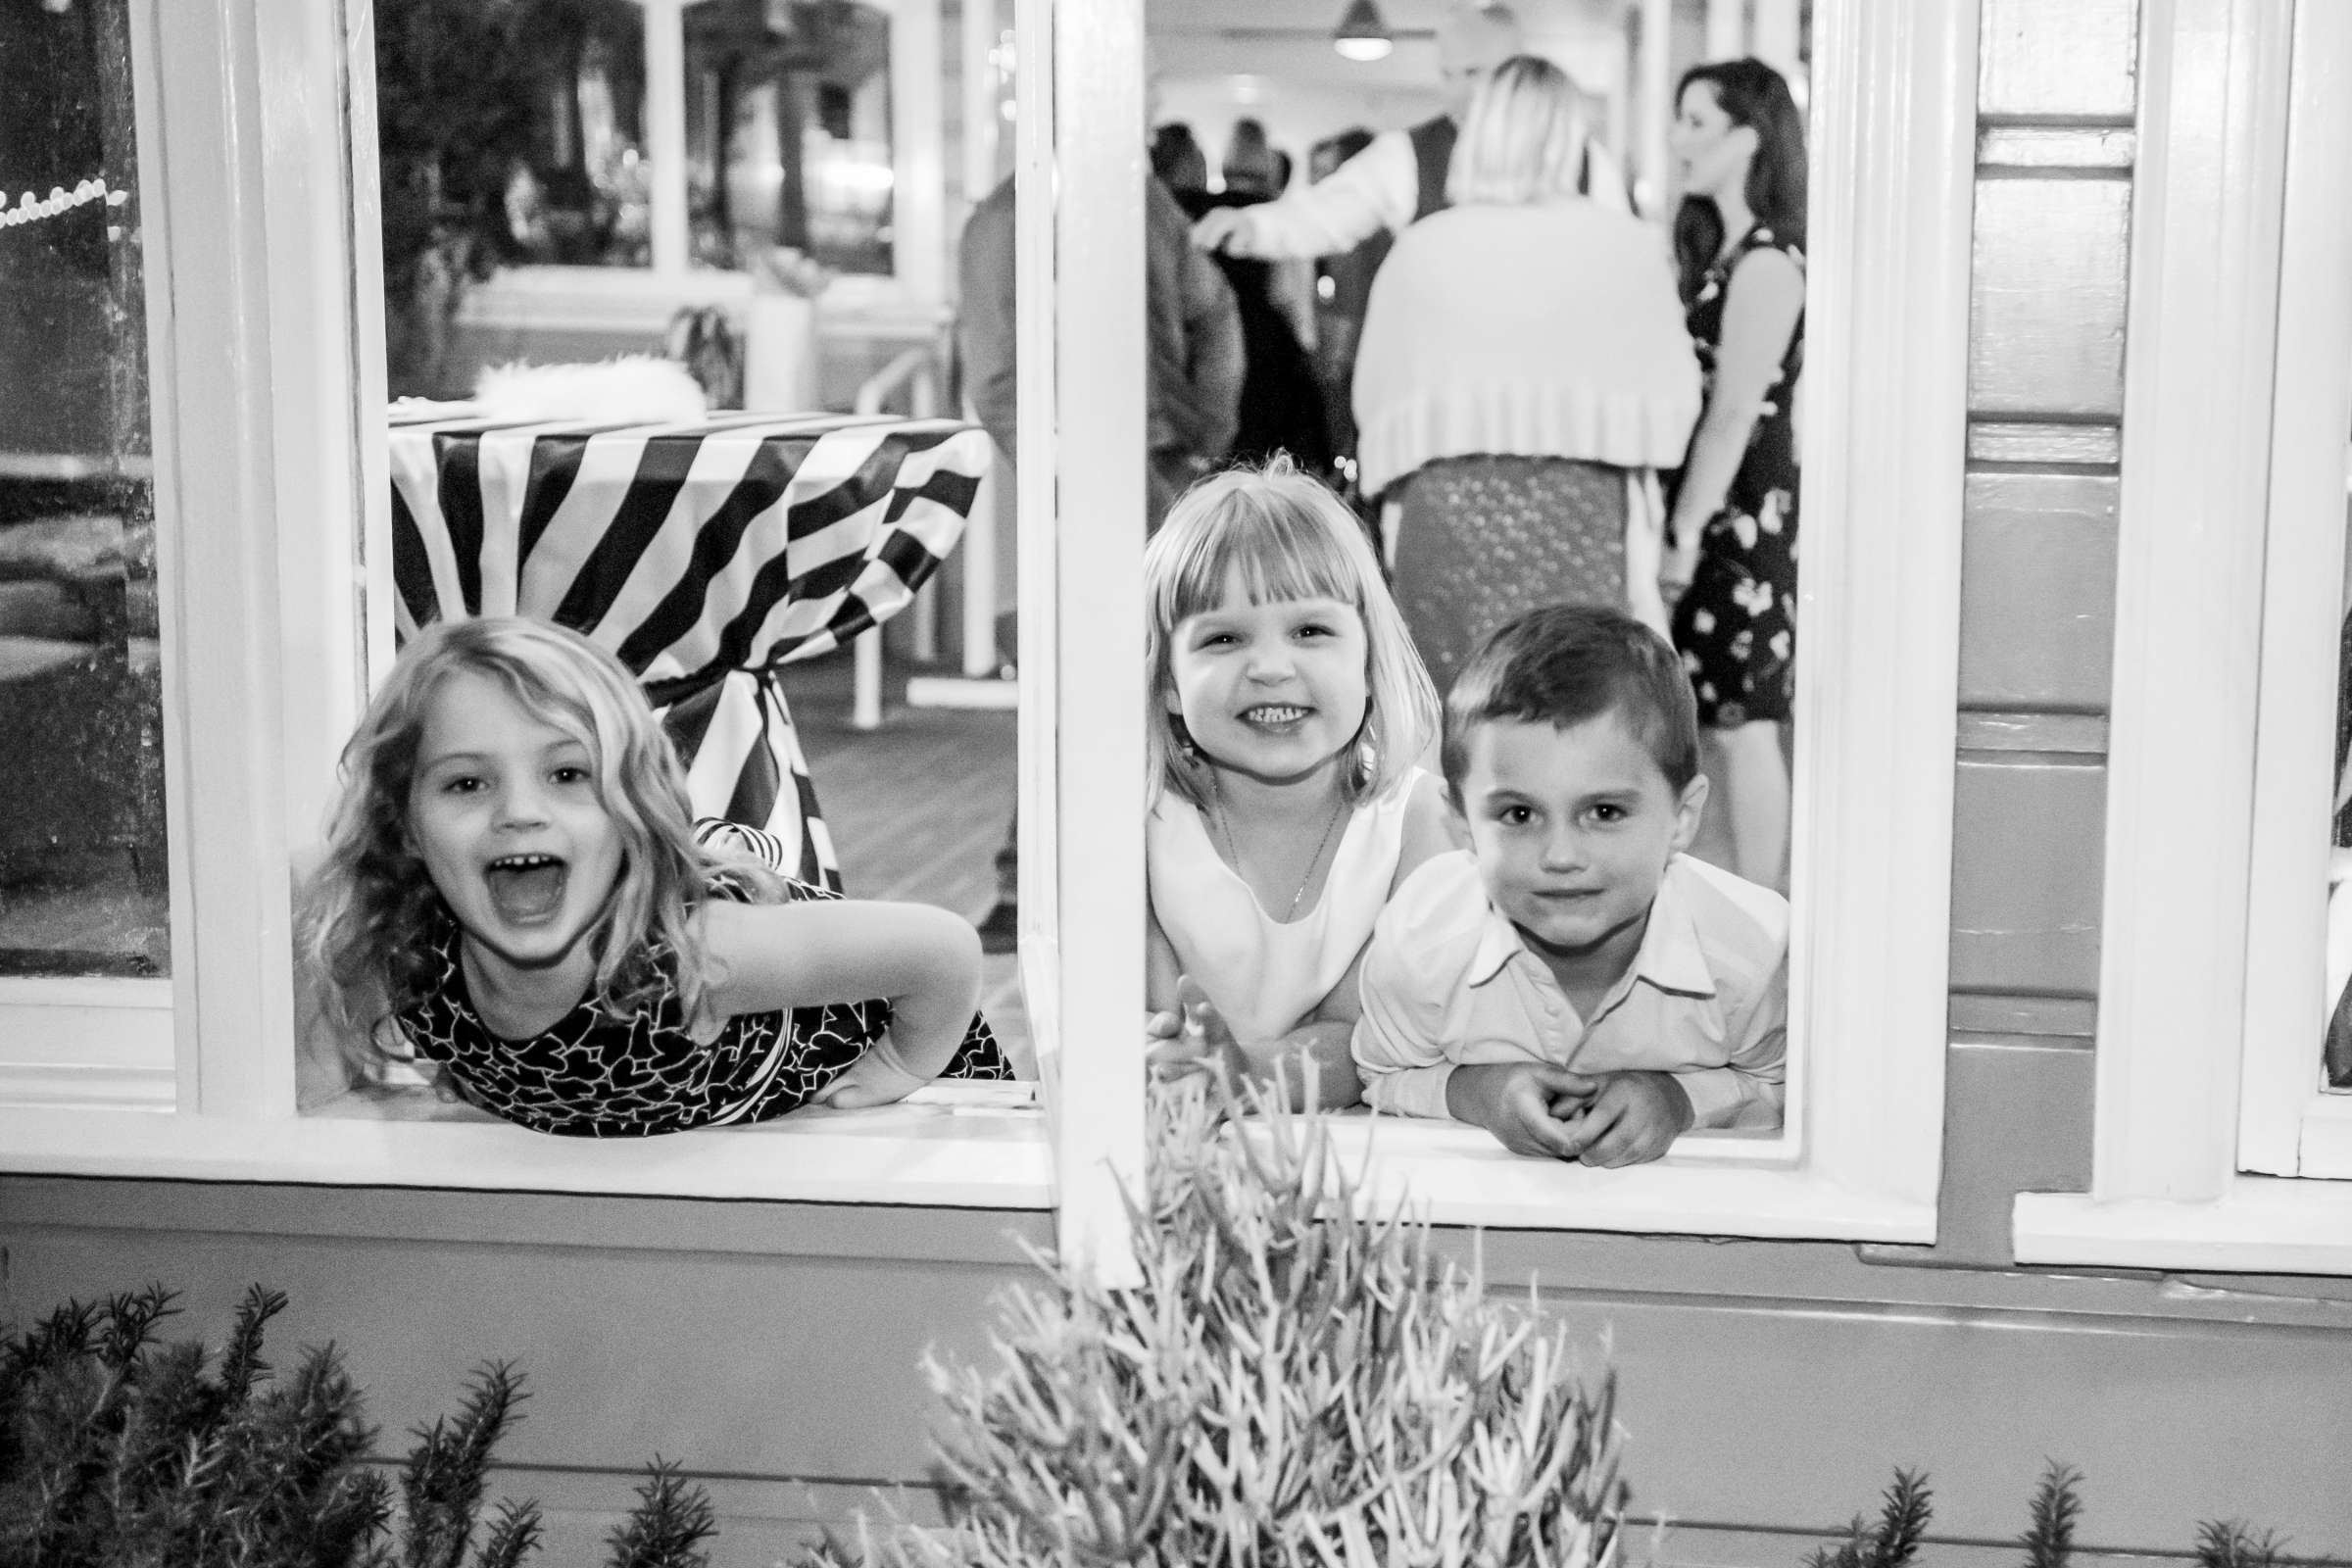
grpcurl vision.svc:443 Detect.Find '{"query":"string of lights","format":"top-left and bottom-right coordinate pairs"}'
top-left (0, 177), bottom-right (129, 230)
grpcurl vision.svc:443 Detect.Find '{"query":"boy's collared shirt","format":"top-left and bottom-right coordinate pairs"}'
top-left (1352, 851), bottom-right (1788, 1128)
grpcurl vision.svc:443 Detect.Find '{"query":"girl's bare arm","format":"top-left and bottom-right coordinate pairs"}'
top-left (701, 898), bottom-right (980, 1087)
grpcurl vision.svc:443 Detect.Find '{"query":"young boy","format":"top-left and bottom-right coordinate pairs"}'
top-left (1351, 605), bottom-right (1787, 1165)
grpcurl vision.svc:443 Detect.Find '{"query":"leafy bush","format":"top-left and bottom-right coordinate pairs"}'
top-left (809, 1072), bottom-right (1632, 1568)
top-left (0, 1282), bottom-right (715, 1568)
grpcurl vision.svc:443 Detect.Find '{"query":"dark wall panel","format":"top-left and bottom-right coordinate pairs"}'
top-left (13, 1185), bottom-right (2352, 1564)
top-left (1979, 0), bottom-right (2138, 121)
top-left (1920, 1037), bottom-right (2096, 1265)
top-left (1949, 757), bottom-right (2106, 996)
top-left (1968, 178), bottom-right (2132, 418)
top-left (1959, 473), bottom-right (2120, 711)
top-left (1542, 1286), bottom-right (2352, 1554)
top-left (0, 1185), bottom-right (1047, 1495)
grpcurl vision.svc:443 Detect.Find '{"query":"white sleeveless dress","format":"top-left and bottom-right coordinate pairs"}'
top-left (1146, 772), bottom-right (1425, 1044)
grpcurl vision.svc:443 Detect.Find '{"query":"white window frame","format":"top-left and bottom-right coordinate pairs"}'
top-left (1113, 0), bottom-right (1980, 1245)
top-left (0, 0), bottom-right (1150, 1231)
top-left (0, 0), bottom-right (1978, 1257)
top-left (455, 0), bottom-right (951, 348)
top-left (2238, 0), bottom-right (2352, 1188)
top-left (2013, 0), bottom-right (2352, 1275)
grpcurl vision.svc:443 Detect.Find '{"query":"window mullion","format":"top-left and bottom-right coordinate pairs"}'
top-left (148, 0), bottom-right (368, 1117)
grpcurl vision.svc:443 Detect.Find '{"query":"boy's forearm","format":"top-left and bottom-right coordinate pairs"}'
top-left (1442, 1062), bottom-right (1516, 1131)
top-left (1674, 1062), bottom-right (1780, 1129)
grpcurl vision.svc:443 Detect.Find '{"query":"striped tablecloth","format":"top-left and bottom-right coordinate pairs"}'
top-left (388, 406), bottom-right (991, 891)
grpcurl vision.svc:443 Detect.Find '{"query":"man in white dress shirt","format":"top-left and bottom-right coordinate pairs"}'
top-left (1191, 3), bottom-right (1629, 263)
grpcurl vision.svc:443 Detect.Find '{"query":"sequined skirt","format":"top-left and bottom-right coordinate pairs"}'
top-left (1390, 455), bottom-right (1630, 696)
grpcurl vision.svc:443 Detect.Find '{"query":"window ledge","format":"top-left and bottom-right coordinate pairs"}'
top-left (0, 1086), bottom-right (1051, 1207)
top-left (457, 267), bottom-right (944, 340)
top-left (2014, 1178), bottom-right (2352, 1274)
top-left (1322, 1121), bottom-right (1934, 1242)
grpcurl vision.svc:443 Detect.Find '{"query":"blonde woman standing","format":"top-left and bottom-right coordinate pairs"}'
top-left (1351, 55), bottom-right (1700, 696)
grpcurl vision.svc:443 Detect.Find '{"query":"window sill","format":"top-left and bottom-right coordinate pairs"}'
top-left (456, 267), bottom-right (944, 340)
top-left (0, 1083), bottom-right (1051, 1207)
top-left (1320, 1119), bottom-right (1934, 1242)
top-left (2014, 1177), bottom-right (2352, 1274)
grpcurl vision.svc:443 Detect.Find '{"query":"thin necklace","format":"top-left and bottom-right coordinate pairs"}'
top-left (1211, 783), bottom-right (1348, 921)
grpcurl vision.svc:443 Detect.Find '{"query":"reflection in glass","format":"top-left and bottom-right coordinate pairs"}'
top-left (686, 0), bottom-right (895, 275)
top-left (0, 0), bottom-right (168, 978)
top-left (499, 1), bottom-right (651, 270)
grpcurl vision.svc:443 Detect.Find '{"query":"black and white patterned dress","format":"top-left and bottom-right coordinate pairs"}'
top-left (396, 873), bottom-right (1007, 1138)
top-left (1671, 224), bottom-right (1803, 728)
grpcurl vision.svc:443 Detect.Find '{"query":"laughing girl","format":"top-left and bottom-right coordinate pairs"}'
top-left (302, 616), bottom-right (1002, 1137)
top-left (1144, 461), bottom-right (1452, 1107)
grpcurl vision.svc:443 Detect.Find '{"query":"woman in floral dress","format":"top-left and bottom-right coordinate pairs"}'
top-left (1661, 58), bottom-right (1807, 892)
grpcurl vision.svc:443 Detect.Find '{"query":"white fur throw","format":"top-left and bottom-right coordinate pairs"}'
top-left (472, 356), bottom-right (710, 424)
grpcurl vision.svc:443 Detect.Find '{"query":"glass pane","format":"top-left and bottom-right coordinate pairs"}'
top-left (376, 0), bottom-right (651, 393)
top-left (1142, 9), bottom-right (1808, 1141)
top-left (0, 0), bottom-right (169, 978)
top-left (686, 0), bottom-right (895, 275)
top-left (2328, 467), bottom-right (2352, 1092)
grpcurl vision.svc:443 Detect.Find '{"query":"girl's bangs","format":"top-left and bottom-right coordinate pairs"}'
top-left (1164, 495), bottom-right (1364, 624)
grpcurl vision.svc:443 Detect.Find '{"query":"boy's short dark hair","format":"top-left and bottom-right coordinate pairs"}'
top-left (1441, 604), bottom-right (1701, 799)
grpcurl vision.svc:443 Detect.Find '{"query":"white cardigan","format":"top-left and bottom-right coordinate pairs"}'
top-left (1351, 201), bottom-right (1701, 498)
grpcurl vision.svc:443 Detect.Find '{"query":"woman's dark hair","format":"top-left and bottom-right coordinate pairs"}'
top-left (1670, 58), bottom-right (1806, 304)
top-left (1152, 122), bottom-right (1209, 193)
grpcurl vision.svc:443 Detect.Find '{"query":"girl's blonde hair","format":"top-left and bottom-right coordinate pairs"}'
top-left (300, 616), bottom-right (775, 1080)
top-left (1448, 54), bottom-right (1591, 208)
top-left (1145, 459), bottom-right (1439, 810)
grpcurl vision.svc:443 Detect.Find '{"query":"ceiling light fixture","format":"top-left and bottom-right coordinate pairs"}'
top-left (1333, 0), bottom-right (1394, 62)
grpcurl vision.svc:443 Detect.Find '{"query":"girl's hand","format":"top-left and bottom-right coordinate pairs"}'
top-left (814, 1038), bottom-right (929, 1110)
top-left (1145, 975), bottom-right (1250, 1084)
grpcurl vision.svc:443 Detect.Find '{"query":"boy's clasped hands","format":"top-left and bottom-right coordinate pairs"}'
top-left (1443, 1061), bottom-right (1694, 1168)
top-left (1148, 978), bottom-right (1698, 1168)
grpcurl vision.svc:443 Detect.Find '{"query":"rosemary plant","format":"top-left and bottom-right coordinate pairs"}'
top-left (2020, 1461), bottom-right (2083, 1568)
top-left (1822, 1464), bottom-right (2329, 1568)
top-left (811, 1072), bottom-right (1632, 1568)
top-left (0, 1282), bottom-right (714, 1568)
top-left (1806, 1469), bottom-right (1933, 1568)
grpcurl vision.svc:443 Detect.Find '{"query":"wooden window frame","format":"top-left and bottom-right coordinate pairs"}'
top-left (2013, 0), bottom-right (2352, 1275)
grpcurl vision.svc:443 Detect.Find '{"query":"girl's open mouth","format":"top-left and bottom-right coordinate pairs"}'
top-left (483, 854), bottom-right (569, 924)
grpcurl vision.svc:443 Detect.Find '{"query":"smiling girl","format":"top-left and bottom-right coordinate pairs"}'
top-left (1144, 461), bottom-right (1452, 1107)
top-left (302, 616), bottom-right (1003, 1137)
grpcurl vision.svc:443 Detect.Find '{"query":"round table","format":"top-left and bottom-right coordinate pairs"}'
top-left (388, 405), bottom-right (991, 890)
